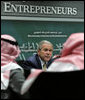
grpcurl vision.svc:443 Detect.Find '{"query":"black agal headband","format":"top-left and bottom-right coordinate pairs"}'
top-left (1, 38), bottom-right (18, 46)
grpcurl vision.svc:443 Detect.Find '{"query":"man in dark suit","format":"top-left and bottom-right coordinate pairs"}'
top-left (21, 40), bottom-right (53, 70)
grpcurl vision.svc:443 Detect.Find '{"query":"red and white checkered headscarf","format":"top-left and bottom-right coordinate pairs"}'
top-left (1, 34), bottom-right (22, 90)
top-left (1, 34), bottom-right (20, 66)
top-left (55, 33), bottom-right (84, 69)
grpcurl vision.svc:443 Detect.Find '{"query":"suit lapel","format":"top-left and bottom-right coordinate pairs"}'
top-left (47, 58), bottom-right (53, 68)
top-left (36, 54), bottom-right (42, 69)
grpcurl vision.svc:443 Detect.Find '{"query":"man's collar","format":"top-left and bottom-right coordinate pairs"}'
top-left (39, 57), bottom-right (47, 68)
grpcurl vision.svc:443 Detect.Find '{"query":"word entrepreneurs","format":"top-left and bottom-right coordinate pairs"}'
top-left (3, 2), bottom-right (77, 15)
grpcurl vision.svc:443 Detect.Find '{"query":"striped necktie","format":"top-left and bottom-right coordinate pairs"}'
top-left (43, 63), bottom-right (47, 71)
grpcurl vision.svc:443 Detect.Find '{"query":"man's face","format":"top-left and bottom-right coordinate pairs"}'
top-left (38, 44), bottom-right (53, 62)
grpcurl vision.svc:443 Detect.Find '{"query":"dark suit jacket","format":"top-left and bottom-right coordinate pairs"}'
top-left (21, 54), bottom-right (53, 70)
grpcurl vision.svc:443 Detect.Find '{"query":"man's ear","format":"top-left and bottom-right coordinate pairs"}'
top-left (37, 49), bottom-right (39, 54)
top-left (37, 49), bottom-right (40, 55)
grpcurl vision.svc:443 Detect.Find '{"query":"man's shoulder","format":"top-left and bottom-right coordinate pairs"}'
top-left (25, 54), bottom-right (41, 68)
top-left (27, 54), bottom-right (39, 62)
